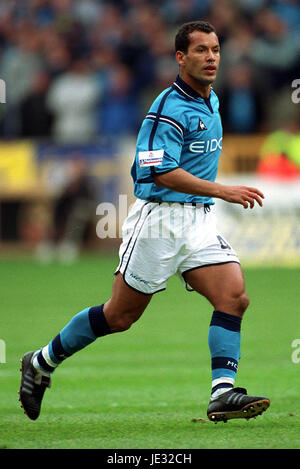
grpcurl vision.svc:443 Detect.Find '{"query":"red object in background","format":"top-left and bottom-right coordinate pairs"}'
top-left (257, 154), bottom-right (300, 180)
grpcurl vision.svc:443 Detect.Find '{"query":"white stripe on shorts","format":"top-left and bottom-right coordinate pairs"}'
top-left (117, 201), bottom-right (154, 273)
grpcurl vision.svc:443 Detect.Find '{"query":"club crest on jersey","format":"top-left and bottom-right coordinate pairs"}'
top-left (198, 119), bottom-right (207, 131)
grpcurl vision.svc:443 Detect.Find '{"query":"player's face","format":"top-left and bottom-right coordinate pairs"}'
top-left (177, 31), bottom-right (220, 87)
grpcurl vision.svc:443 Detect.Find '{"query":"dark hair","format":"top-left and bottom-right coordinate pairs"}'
top-left (175, 21), bottom-right (217, 54)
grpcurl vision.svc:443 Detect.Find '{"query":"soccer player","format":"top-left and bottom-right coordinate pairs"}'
top-left (19, 21), bottom-right (270, 423)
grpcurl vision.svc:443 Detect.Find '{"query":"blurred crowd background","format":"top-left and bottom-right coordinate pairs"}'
top-left (1, 0), bottom-right (300, 141)
top-left (0, 0), bottom-right (300, 262)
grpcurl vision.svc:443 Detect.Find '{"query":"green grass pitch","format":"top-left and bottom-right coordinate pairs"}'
top-left (0, 254), bottom-right (299, 449)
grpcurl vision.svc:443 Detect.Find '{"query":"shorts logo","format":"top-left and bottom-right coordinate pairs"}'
top-left (217, 235), bottom-right (231, 250)
top-left (139, 149), bottom-right (164, 167)
top-left (129, 273), bottom-right (150, 285)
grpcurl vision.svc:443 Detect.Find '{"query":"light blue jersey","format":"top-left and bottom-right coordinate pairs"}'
top-left (131, 75), bottom-right (223, 204)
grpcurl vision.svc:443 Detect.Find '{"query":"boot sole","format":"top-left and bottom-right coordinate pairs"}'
top-left (207, 398), bottom-right (270, 423)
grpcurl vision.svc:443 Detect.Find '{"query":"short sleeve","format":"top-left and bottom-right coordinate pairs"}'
top-left (134, 110), bottom-right (184, 183)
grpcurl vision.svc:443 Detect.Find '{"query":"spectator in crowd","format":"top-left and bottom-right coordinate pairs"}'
top-left (46, 57), bottom-right (101, 142)
top-left (96, 63), bottom-right (139, 136)
top-left (219, 61), bottom-right (265, 134)
top-left (36, 157), bottom-right (97, 263)
top-left (20, 70), bottom-right (54, 138)
top-left (249, 8), bottom-right (300, 89)
top-left (270, 0), bottom-right (300, 35)
top-left (0, 21), bottom-right (43, 136)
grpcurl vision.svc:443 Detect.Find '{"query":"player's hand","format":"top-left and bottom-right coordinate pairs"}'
top-left (219, 185), bottom-right (265, 209)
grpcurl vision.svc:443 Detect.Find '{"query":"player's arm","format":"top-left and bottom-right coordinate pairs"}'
top-left (154, 168), bottom-right (264, 209)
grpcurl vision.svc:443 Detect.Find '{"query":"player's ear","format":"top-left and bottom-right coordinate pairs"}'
top-left (176, 50), bottom-right (185, 67)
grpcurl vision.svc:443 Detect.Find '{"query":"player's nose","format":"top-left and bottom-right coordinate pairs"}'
top-left (206, 49), bottom-right (216, 61)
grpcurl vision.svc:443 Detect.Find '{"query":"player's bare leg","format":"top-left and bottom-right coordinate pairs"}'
top-left (183, 261), bottom-right (248, 318)
top-left (184, 262), bottom-right (270, 423)
top-left (103, 272), bottom-right (152, 332)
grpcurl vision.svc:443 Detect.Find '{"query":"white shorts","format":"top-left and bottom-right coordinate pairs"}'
top-left (115, 199), bottom-right (240, 294)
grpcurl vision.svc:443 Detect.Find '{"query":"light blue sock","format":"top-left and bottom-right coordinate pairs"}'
top-left (208, 310), bottom-right (241, 398)
top-left (34, 304), bottom-right (111, 373)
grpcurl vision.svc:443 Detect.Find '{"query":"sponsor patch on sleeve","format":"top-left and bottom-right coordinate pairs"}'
top-left (138, 149), bottom-right (164, 167)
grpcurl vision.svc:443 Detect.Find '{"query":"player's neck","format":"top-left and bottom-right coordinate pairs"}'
top-left (179, 73), bottom-right (212, 99)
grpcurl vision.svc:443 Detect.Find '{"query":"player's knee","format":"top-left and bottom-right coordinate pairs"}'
top-left (113, 319), bottom-right (132, 332)
top-left (107, 315), bottom-right (132, 333)
top-left (106, 308), bottom-right (143, 333)
top-left (235, 291), bottom-right (249, 316)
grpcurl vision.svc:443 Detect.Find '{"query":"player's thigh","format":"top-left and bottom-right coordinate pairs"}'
top-left (103, 272), bottom-right (152, 332)
top-left (183, 262), bottom-right (249, 316)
